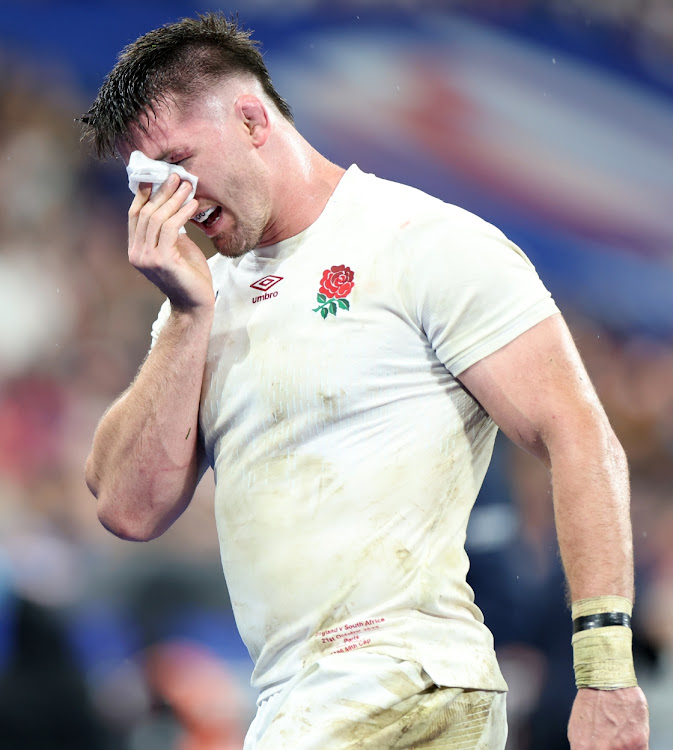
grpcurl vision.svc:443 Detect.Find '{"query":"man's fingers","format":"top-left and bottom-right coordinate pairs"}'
top-left (155, 172), bottom-right (181, 197)
top-left (157, 198), bottom-right (199, 247)
top-left (128, 182), bottom-right (154, 235)
top-left (129, 196), bottom-right (198, 271)
top-left (129, 174), bottom-right (180, 235)
top-left (175, 197), bottom-right (199, 225)
top-left (131, 177), bottom-right (193, 254)
top-left (144, 181), bottom-right (194, 247)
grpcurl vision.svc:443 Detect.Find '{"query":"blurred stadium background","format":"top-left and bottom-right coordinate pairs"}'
top-left (0, 1), bottom-right (672, 748)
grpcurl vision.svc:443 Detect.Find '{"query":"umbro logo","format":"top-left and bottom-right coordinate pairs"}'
top-left (250, 275), bottom-right (283, 291)
top-left (251, 275), bottom-right (283, 304)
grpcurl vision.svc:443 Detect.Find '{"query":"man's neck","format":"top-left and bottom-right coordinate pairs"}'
top-left (259, 143), bottom-right (346, 247)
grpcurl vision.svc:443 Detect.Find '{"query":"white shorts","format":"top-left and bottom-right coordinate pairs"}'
top-left (244, 651), bottom-right (507, 749)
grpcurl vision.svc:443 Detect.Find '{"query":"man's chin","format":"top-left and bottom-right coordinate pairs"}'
top-left (216, 246), bottom-right (252, 259)
top-left (213, 228), bottom-right (263, 259)
top-left (212, 234), bottom-right (254, 259)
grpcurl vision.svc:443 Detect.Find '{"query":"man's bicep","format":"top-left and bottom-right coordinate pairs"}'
top-left (457, 313), bottom-right (605, 463)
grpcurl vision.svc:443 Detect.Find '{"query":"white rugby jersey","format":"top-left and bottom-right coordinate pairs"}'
top-left (151, 165), bottom-right (559, 699)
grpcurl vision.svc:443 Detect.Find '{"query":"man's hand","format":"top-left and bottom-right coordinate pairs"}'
top-left (568, 687), bottom-right (649, 749)
top-left (128, 173), bottom-right (215, 310)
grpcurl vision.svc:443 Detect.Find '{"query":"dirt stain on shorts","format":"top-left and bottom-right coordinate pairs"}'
top-left (338, 687), bottom-right (504, 749)
top-left (250, 655), bottom-right (507, 750)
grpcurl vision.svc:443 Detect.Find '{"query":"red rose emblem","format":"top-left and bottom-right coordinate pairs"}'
top-left (319, 265), bottom-right (355, 299)
top-left (312, 264), bottom-right (355, 319)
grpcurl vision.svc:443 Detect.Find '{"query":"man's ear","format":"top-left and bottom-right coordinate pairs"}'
top-left (237, 95), bottom-right (269, 147)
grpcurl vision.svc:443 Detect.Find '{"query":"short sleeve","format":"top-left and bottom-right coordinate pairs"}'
top-left (150, 298), bottom-right (171, 349)
top-left (398, 215), bottom-right (559, 376)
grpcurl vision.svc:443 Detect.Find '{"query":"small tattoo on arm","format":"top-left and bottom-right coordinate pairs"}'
top-left (185, 427), bottom-right (191, 440)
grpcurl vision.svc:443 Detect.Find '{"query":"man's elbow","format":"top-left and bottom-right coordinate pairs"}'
top-left (85, 451), bottom-right (195, 542)
top-left (96, 499), bottom-right (165, 542)
top-left (85, 452), bottom-right (158, 541)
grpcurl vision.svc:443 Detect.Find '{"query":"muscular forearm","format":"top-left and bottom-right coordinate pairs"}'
top-left (553, 423), bottom-right (649, 749)
top-left (85, 304), bottom-right (213, 540)
top-left (548, 415), bottom-right (634, 603)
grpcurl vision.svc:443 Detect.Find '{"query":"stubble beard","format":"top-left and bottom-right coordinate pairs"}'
top-left (212, 215), bottom-right (266, 259)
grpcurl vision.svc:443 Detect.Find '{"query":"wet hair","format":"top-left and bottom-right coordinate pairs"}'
top-left (79, 12), bottom-right (293, 159)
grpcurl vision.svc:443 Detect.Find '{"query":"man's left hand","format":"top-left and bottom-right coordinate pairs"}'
top-left (568, 686), bottom-right (649, 749)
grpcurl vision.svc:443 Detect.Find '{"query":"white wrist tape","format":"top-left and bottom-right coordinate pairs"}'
top-left (571, 596), bottom-right (638, 690)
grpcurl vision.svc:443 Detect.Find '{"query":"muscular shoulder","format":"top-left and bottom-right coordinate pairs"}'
top-left (345, 166), bottom-right (495, 240)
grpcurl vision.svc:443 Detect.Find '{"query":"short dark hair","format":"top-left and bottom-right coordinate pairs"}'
top-left (79, 12), bottom-right (293, 159)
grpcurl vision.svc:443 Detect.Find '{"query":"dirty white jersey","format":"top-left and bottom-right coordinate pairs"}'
top-left (151, 165), bottom-right (559, 700)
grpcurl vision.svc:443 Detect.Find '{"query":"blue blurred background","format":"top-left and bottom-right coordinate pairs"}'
top-left (0, 1), bottom-right (672, 748)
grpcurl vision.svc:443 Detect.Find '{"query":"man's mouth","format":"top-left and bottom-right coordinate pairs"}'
top-left (192, 206), bottom-right (222, 229)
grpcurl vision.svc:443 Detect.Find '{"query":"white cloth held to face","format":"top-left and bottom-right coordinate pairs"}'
top-left (126, 150), bottom-right (198, 234)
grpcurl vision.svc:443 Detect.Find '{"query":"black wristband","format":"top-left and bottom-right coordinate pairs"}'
top-left (572, 611), bottom-right (631, 634)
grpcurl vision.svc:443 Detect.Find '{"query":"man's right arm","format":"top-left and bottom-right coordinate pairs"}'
top-left (85, 305), bottom-right (213, 540)
top-left (85, 174), bottom-right (214, 541)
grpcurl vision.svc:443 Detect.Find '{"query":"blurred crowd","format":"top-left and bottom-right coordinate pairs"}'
top-left (254, 0), bottom-right (673, 88)
top-left (0, 6), bottom-right (672, 749)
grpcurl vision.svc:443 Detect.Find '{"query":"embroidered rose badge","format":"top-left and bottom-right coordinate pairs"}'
top-left (312, 265), bottom-right (355, 319)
